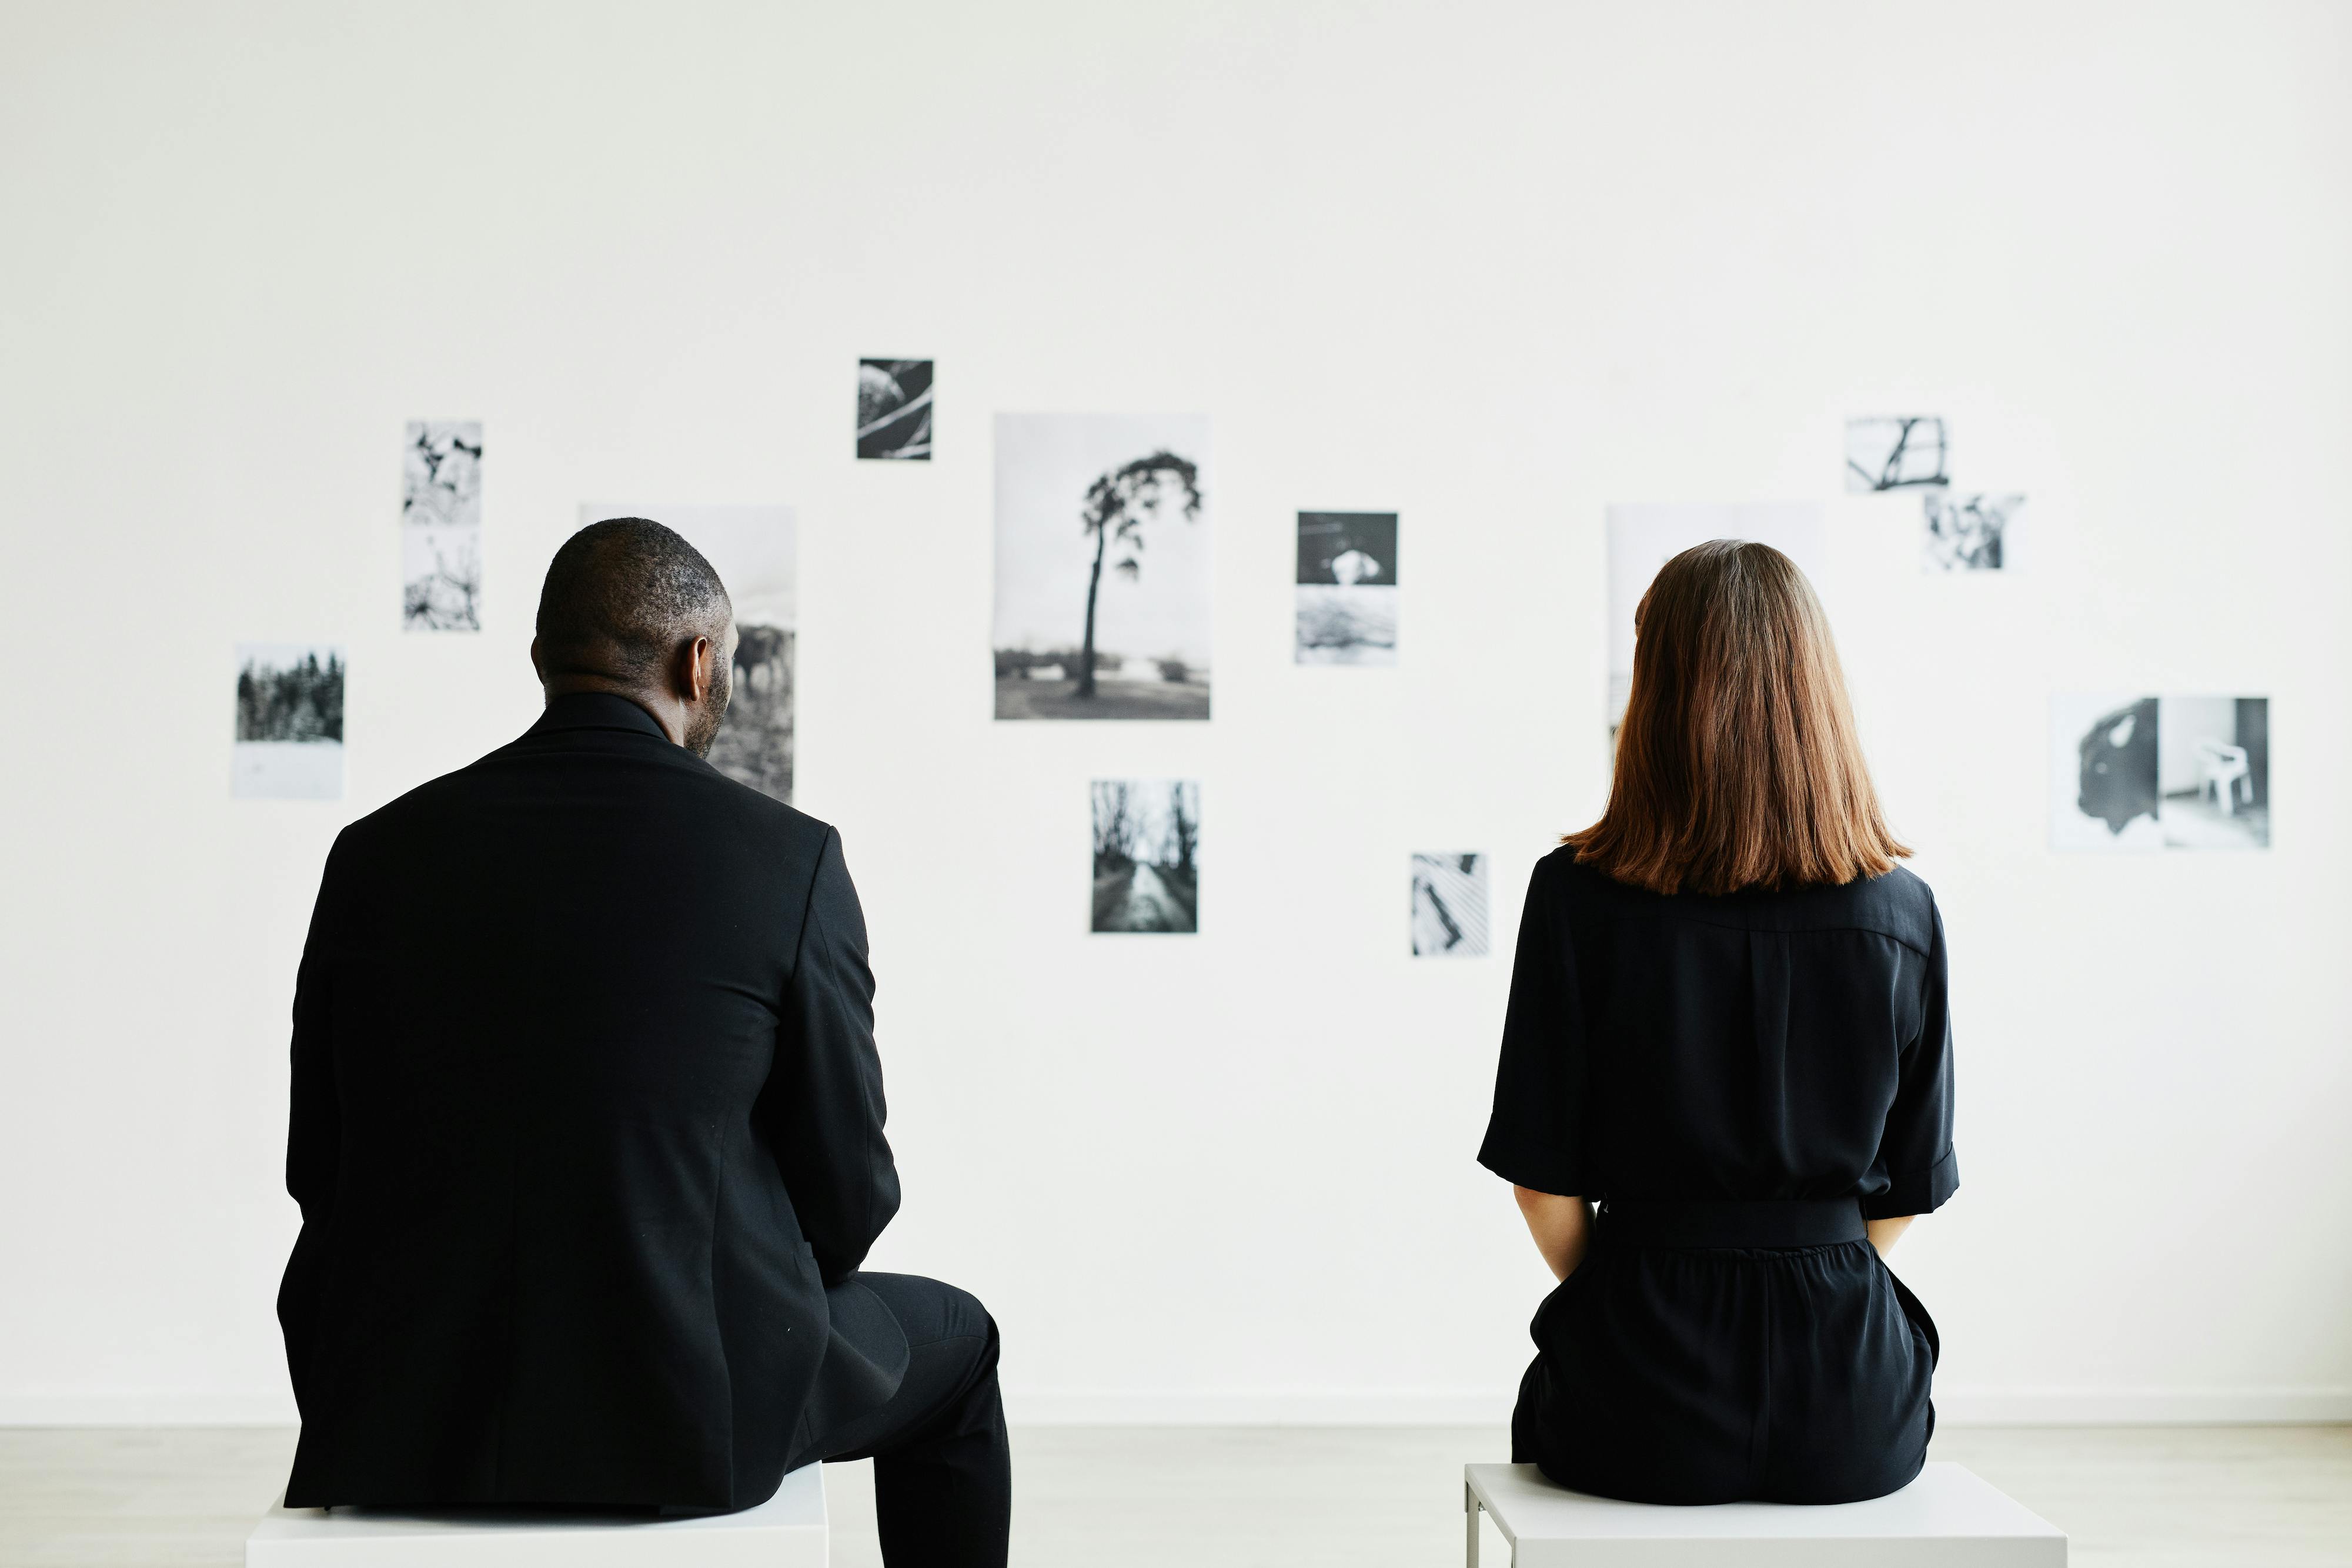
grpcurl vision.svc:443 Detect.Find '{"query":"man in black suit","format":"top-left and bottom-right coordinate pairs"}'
top-left (278, 518), bottom-right (1009, 1565)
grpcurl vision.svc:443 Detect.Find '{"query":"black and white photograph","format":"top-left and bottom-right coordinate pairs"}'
top-left (995, 413), bottom-right (1211, 720)
top-left (1295, 511), bottom-right (1398, 665)
top-left (232, 643), bottom-right (345, 799)
top-left (403, 524), bottom-right (482, 631)
top-left (580, 503), bottom-right (796, 803)
top-left (1409, 852), bottom-right (1488, 957)
top-left (2050, 694), bottom-right (2270, 851)
top-left (1091, 780), bottom-right (1200, 933)
top-left (402, 420), bottom-right (482, 528)
top-left (1923, 492), bottom-right (2020, 572)
top-left (1845, 415), bottom-right (1949, 492)
top-left (857, 359), bottom-right (933, 460)
top-left (1606, 503), bottom-right (1825, 724)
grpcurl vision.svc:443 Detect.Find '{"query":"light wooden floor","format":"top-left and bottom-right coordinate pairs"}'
top-left (4, 1424), bottom-right (2347, 1566)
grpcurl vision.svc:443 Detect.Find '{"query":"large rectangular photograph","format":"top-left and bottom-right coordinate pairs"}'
top-left (995, 413), bottom-right (1211, 720)
top-left (1091, 780), bottom-right (1200, 933)
top-left (1605, 504), bottom-right (1826, 726)
top-left (402, 420), bottom-right (483, 633)
top-left (2050, 694), bottom-right (2270, 851)
top-left (1295, 511), bottom-right (1398, 665)
top-left (233, 643), bottom-right (345, 799)
top-left (578, 503), bottom-right (797, 804)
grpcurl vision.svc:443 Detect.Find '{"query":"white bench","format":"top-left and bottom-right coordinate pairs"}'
top-left (1465, 1462), bottom-right (2064, 1566)
top-left (245, 1462), bottom-right (826, 1566)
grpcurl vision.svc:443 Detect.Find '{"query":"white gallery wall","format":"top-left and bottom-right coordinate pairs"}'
top-left (3, 1), bottom-right (2348, 1424)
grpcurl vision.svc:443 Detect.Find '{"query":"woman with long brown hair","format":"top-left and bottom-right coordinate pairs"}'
top-left (1479, 540), bottom-right (1956, 1504)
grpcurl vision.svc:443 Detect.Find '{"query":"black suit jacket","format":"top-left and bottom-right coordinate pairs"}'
top-left (278, 693), bottom-right (906, 1511)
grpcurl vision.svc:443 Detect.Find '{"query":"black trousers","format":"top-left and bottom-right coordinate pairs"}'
top-left (1512, 1200), bottom-right (1939, 1506)
top-left (786, 1272), bottom-right (1010, 1568)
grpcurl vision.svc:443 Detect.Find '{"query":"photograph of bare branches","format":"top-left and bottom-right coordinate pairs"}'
top-left (402, 420), bottom-right (483, 632)
top-left (2049, 694), bottom-right (2270, 852)
top-left (402, 420), bottom-right (481, 527)
top-left (857, 359), bottom-right (933, 460)
top-left (1296, 511), bottom-right (1398, 664)
top-left (1845, 416), bottom-right (1948, 492)
top-left (1091, 780), bottom-right (1200, 934)
top-left (579, 503), bottom-right (796, 803)
top-left (233, 643), bottom-right (345, 799)
top-left (404, 526), bottom-right (482, 631)
top-left (1923, 492), bottom-right (2020, 571)
top-left (995, 413), bottom-right (1211, 720)
top-left (1410, 852), bottom-right (1489, 957)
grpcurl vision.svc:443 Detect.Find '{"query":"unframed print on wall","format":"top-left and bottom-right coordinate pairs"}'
top-left (1295, 511), bottom-right (1399, 665)
top-left (857, 359), bottom-right (933, 460)
top-left (402, 420), bottom-right (482, 631)
top-left (579, 503), bottom-right (797, 805)
top-left (2050, 693), bottom-right (2270, 851)
top-left (1410, 852), bottom-right (1488, 957)
top-left (1605, 503), bottom-right (1825, 724)
top-left (1091, 780), bottom-right (1200, 933)
top-left (233, 643), bottom-right (345, 799)
top-left (1845, 414), bottom-right (1949, 492)
top-left (1923, 492), bottom-right (2021, 572)
top-left (994, 413), bottom-right (1211, 721)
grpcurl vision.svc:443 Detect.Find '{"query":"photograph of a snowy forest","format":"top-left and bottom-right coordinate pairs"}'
top-left (995, 413), bottom-right (1211, 720)
top-left (857, 359), bottom-right (933, 459)
top-left (1092, 780), bottom-right (1200, 934)
top-left (233, 644), bottom-right (345, 799)
top-left (1295, 511), bottom-right (1398, 664)
top-left (579, 503), bottom-right (796, 803)
top-left (1409, 852), bottom-right (1488, 957)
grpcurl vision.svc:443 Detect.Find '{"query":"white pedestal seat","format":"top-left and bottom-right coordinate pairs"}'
top-left (1465, 1460), bottom-right (2064, 1567)
top-left (245, 1462), bottom-right (826, 1567)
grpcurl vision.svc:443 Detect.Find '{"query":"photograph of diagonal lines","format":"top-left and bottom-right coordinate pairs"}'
top-left (1410, 852), bottom-right (1488, 957)
top-left (857, 359), bottom-right (933, 459)
top-left (1845, 415), bottom-right (1948, 492)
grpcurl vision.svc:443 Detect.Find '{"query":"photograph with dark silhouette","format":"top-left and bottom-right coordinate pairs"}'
top-left (2051, 694), bottom-right (2268, 852)
top-left (579, 503), bottom-right (796, 803)
top-left (994, 413), bottom-right (1210, 720)
top-left (857, 359), bottom-right (933, 460)
top-left (1092, 780), bottom-right (1200, 933)
top-left (1845, 415), bottom-right (1949, 492)
top-left (233, 644), bottom-right (345, 799)
top-left (1296, 511), bottom-right (1398, 665)
top-left (1409, 852), bottom-right (1489, 957)
top-left (1923, 492), bottom-right (2020, 571)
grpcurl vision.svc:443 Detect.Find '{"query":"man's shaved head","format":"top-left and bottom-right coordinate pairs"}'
top-left (536, 518), bottom-right (732, 686)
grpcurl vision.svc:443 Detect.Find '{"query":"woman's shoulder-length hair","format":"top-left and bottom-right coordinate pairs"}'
top-left (1566, 539), bottom-right (1907, 897)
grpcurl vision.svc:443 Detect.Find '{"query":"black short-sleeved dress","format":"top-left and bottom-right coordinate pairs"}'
top-left (1479, 848), bottom-right (1958, 1506)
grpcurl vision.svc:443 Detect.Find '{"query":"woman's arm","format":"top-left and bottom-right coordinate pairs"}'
top-left (1512, 1186), bottom-right (1593, 1282)
top-left (1866, 1215), bottom-right (1915, 1256)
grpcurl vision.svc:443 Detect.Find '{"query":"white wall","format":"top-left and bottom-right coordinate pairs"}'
top-left (3, 1), bottom-right (2347, 1426)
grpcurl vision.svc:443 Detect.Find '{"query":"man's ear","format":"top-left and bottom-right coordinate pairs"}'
top-left (529, 637), bottom-right (544, 682)
top-left (683, 635), bottom-right (715, 704)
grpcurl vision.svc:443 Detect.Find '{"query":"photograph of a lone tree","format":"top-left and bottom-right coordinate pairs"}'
top-left (1091, 780), bottom-right (1200, 934)
top-left (994, 413), bottom-right (1211, 720)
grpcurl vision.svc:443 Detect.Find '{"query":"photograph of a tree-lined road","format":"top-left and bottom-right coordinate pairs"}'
top-left (994, 413), bottom-right (1211, 721)
top-left (1091, 780), bottom-right (1200, 933)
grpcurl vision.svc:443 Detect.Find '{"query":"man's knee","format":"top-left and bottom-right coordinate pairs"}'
top-left (857, 1271), bottom-right (998, 1356)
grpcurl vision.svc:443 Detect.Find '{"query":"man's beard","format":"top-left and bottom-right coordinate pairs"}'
top-left (683, 661), bottom-right (731, 758)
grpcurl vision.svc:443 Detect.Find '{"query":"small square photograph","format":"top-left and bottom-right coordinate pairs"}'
top-left (1606, 503), bottom-right (1825, 724)
top-left (233, 644), bottom-right (345, 799)
top-left (403, 523), bottom-right (482, 632)
top-left (2156, 697), bottom-right (2269, 850)
top-left (857, 359), bottom-right (933, 460)
top-left (1845, 416), bottom-right (1948, 492)
top-left (1923, 492), bottom-right (2020, 572)
top-left (1295, 511), bottom-right (1399, 665)
top-left (1091, 780), bottom-right (1199, 934)
top-left (1410, 852), bottom-right (1489, 957)
top-left (402, 420), bottom-right (482, 528)
top-left (995, 413), bottom-right (1210, 720)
